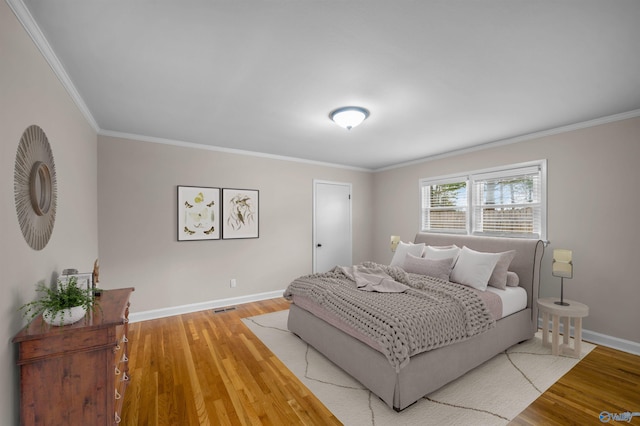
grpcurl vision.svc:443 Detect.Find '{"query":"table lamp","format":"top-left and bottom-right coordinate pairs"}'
top-left (552, 249), bottom-right (573, 306)
top-left (390, 235), bottom-right (400, 252)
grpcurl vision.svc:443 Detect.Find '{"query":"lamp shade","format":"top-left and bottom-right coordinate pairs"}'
top-left (329, 106), bottom-right (369, 130)
top-left (390, 235), bottom-right (400, 252)
top-left (552, 249), bottom-right (573, 278)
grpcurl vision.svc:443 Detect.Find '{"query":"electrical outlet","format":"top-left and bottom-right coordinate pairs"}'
top-left (230, 278), bottom-right (237, 288)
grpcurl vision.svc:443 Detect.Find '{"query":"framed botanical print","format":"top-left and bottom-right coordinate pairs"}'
top-left (177, 186), bottom-right (221, 241)
top-left (222, 188), bottom-right (259, 239)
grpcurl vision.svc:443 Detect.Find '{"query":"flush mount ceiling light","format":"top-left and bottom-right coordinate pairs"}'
top-left (329, 106), bottom-right (370, 130)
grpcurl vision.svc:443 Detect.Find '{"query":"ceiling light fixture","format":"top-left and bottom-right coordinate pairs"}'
top-left (329, 106), bottom-right (370, 130)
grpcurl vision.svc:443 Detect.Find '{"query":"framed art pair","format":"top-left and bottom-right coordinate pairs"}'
top-left (177, 186), bottom-right (259, 241)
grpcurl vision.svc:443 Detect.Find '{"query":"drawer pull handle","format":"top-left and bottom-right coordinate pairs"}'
top-left (115, 366), bottom-right (121, 376)
top-left (115, 412), bottom-right (121, 423)
top-left (122, 372), bottom-right (129, 382)
top-left (115, 344), bottom-right (121, 351)
top-left (115, 389), bottom-right (121, 400)
top-left (122, 335), bottom-right (129, 343)
top-left (124, 317), bottom-right (129, 323)
top-left (121, 354), bottom-right (129, 363)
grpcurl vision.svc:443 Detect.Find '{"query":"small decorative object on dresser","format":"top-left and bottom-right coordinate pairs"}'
top-left (19, 275), bottom-right (96, 326)
top-left (93, 259), bottom-right (102, 296)
top-left (13, 287), bottom-right (134, 425)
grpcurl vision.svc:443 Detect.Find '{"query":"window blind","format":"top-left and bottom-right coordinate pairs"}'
top-left (421, 178), bottom-right (468, 233)
top-left (471, 166), bottom-right (542, 237)
top-left (419, 161), bottom-right (546, 240)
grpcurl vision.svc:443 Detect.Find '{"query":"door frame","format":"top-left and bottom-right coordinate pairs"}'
top-left (312, 179), bottom-right (353, 273)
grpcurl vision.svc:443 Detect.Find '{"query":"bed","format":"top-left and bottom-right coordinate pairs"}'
top-left (285, 233), bottom-right (544, 411)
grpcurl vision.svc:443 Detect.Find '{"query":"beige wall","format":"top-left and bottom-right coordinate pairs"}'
top-left (97, 136), bottom-right (374, 312)
top-left (373, 117), bottom-right (640, 344)
top-left (1, 3), bottom-right (98, 423)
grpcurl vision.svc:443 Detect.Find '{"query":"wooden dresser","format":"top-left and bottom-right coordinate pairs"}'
top-left (13, 288), bottom-right (134, 425)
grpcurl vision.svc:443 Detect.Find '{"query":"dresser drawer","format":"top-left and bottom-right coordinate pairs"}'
top-left (18, 326), bottom-right (113, 363)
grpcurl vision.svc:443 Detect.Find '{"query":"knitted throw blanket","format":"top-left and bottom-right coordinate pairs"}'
top-left (284, 262), bottom-right (495, 372)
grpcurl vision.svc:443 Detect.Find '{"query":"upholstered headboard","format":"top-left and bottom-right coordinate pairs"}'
top-left (413, 233), bottom-right (544, 327)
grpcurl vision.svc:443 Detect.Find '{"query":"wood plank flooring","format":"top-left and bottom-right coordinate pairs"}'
top-left (510, 345), bottom-right (640, 425)
top-left (122, 298), bottom-right (340, 426)
top-left (122, 298), bottom-right (640, 425)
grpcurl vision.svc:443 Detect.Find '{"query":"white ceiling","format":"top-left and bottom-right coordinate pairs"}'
top-left (15, 0), bottom-right (640, 170)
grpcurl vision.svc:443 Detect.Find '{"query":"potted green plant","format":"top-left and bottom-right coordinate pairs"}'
top-left (20, 276), bottom-right (97, 326)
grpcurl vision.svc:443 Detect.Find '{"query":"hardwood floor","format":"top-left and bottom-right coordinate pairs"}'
top-left (122, 298), bottom-right (340, 426)
top-left (122, 298), bottom-right (640, 425)
top-left (510, 345), bottom-right (640, 425)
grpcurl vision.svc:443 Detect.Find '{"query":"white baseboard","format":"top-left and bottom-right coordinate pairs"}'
top-left (129, 289), bottom-right (286, 323)
top-left (538, 318), bottom-right (640, 356)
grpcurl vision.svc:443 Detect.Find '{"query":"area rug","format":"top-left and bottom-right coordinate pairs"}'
top-left (242, 310), bottom-right (595, 426)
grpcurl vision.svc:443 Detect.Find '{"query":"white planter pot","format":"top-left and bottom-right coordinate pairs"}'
top-left (42, 305), bottom-right (87, 326)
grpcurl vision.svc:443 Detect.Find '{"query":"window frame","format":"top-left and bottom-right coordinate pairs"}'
top-left (419, 160), bottom-right (547, 241)
top-left (420, 175), bottom-right (470, 235)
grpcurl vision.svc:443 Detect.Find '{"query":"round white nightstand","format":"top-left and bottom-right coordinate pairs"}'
top-left (537, 297), bottom-right (589, 358)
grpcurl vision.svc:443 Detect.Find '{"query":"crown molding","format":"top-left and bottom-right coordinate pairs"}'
top-left (7, 0), bottom-right (99, 132)
top-left (377, 108), bottom-right (640, 172)
top-left (98, 129), bottom-right (373, 172)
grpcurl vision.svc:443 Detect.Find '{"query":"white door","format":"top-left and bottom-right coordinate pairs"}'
top-left (313, 180), bottom-right (352, 273)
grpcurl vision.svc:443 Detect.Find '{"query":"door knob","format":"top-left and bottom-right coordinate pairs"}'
top-left (317, 244), bottom-right (322, 247)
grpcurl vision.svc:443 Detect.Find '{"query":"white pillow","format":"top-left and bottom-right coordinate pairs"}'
top-left (450, 246), bottom-right (501, 291)
top-left (390, 241), bottom-right (425, 267)
top-left (423, 245), bottom-right (460, 261)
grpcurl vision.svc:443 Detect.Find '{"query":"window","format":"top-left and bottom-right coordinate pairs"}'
top-left (421, 177), bottom-right (468, 234)
top-left (420, 161), bottom-right (546, 240)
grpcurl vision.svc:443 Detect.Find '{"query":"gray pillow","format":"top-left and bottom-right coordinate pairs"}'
top-left (403, 253), bottom-right (453, 281)
top-left (506, 271), bottom-right (520, 287)
top-left (487, 250), bottom-right (516, 290)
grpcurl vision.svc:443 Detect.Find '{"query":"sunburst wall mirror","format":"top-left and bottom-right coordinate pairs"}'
top-left (14, 125), bottom-right (57, 250)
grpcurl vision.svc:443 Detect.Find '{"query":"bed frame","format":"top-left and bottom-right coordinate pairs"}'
top-left (287, 233), bottom-right (544, 411)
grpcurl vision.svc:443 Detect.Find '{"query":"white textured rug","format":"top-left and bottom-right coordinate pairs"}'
top-left (242, 310), bottom-right (595, 426)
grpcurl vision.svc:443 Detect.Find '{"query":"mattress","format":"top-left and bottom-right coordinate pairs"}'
top-left (486, 285), bottom-right (528, 318)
